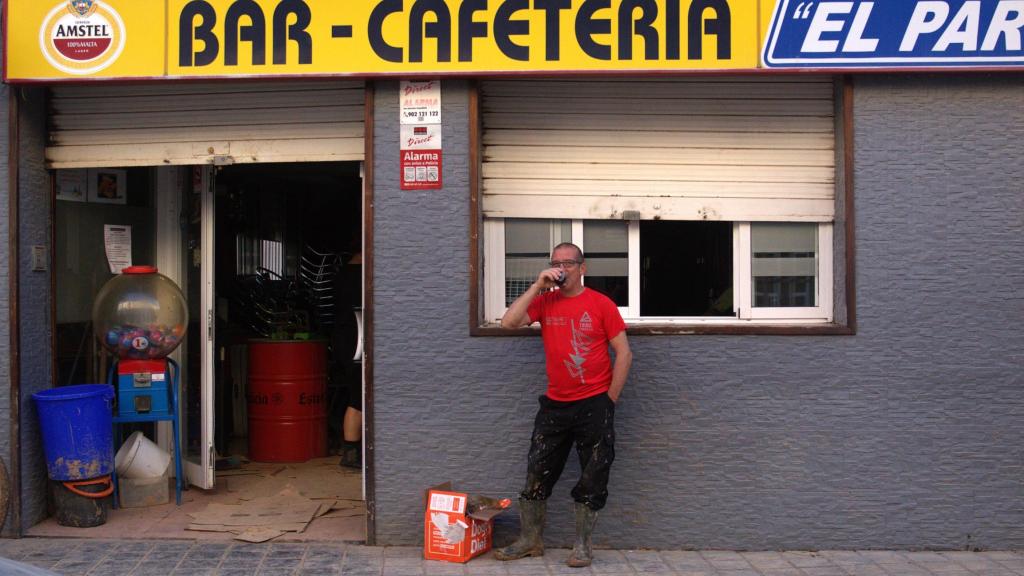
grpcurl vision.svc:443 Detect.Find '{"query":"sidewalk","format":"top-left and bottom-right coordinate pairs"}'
top-left (0, 538), bottom-right (1021, 576)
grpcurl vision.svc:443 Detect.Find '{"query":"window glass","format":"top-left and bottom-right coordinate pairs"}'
top-left (751, 223), bottom-right (817, 307)
top-left (582, 221), bottom-right (628, 306)
top-left (640, 221), bottom-right (733, 317)
top-left (504, 219), bottom-right (570, 306)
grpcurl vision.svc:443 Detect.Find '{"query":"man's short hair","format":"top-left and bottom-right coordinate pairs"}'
top-left (552, 242), bottom-right (584, 262)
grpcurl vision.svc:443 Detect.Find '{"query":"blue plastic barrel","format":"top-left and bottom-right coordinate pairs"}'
top-left (32, 384), bottom-right (115, 481)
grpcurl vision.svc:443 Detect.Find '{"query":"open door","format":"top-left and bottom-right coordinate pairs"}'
top-left (157, 166), bottom-right (216, 489)
top-left (186, 166), bottom-right (216, 489)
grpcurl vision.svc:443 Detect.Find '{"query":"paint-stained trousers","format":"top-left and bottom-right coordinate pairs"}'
top-left (520, 392), bottom-right (616, 511)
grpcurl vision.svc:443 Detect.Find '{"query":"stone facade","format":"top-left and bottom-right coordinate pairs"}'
top-left (1, 74), bottom-right (1021, 548)
top-left (370, 75), bottom-right (1024, 549)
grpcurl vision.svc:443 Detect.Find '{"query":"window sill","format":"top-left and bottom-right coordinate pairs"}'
top-left (471, 322), bottom-right (855, 337)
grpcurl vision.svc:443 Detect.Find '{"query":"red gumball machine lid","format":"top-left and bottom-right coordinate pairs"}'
top-left (122, 265), bottom-right (158, 275)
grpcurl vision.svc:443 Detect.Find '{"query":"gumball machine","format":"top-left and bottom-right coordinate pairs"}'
top-left (93, 266), bottom-right (188, 418)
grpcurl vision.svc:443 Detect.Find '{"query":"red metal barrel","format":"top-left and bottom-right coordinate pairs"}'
top-left (247, 340), bottom-right (327, 462)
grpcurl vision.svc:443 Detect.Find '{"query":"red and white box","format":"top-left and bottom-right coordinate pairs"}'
top-left (423, 483), bottom-right (508, 563)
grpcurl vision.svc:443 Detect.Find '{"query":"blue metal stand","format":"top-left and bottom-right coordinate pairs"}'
top-left (110, 358), bottom-right (184, 506)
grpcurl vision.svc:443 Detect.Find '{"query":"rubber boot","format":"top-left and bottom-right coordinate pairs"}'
top-left (494, 499), bottom-right (546, 560)
top-left (338, 441), bottom-right (361, 469)
top-left (566, 502), bottom-right (598, 567)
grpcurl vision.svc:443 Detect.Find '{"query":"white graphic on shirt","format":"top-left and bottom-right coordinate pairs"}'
top-left (563, 316), bottom-right (594, 383)
top-left (579, 312), bottom-right (593, 332)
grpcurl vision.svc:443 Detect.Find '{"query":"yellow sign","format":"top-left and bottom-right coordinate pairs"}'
top-left (6, 0), bottom-right (774, 81)
top-left (6, 0), bottom-right (165, 80)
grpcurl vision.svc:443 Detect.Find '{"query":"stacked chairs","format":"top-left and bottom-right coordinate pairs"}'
top-left (298, 246), bottom-right (342, 331)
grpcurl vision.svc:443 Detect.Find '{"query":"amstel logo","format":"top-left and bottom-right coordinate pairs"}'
top-left (39, 0), bottom-right (126, 75)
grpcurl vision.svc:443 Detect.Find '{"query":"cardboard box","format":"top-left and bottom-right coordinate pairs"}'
top-left (424, 483), bottom-right (508, 563)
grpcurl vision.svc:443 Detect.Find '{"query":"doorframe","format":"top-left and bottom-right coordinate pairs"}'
top-left (7, 85), bottom-right (23, 536)
top-left (362, 81), bottom-right (377, 546)
top-left (34, 80), bottom-right (377, 541)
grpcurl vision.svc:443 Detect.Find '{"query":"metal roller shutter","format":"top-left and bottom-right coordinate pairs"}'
top-left (481, 77), bottom-right (837, 222)
top-left (47, 81), bottom-right (365, 168)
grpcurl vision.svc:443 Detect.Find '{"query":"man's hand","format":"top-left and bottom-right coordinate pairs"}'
top-left (500, 268), bottom-right (556, 328)
top-left (606, 331), bottom-right (631, 404)
top-left (535, 268), bottom-right (562, 290)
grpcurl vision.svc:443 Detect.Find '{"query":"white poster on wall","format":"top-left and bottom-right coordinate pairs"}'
top-left (56, 169), bottom-right (88, 202)
top-left (104, 224), bottom-right (132, 273)
top-left (400, 80), bottom-right (441, 125)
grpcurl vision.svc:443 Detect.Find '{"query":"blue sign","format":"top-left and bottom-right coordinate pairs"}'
top-left (763, 0), bottom-right (1024, 68)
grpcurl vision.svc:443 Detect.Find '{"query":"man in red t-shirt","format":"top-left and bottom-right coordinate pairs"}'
top-left (494, 242), bottom-right (632, 568)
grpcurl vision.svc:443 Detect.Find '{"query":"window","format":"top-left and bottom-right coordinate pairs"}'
top-left (484, 218), bottom-right (833, 325)
top-left (475, 76), bottom-right (847, 331)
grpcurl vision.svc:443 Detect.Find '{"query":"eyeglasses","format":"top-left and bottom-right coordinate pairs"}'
top-left (549, 260), bottom-right (581, 269)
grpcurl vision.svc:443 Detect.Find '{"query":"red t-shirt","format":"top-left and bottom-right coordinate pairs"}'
top-left (527, 287), bottom-right (627, 401)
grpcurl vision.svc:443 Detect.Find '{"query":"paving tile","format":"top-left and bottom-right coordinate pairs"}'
top-left (706, 556), bottom-right (755, 570)
top-left (785, 553), bottom-right (835, 568)
top-left (839, 565), bottom-right (890, 576)
top-left (465, 562), bottom-right (512, 575)
top-left (344, 558), bottom-right (385, 571)
top-left (259, 557), bottom-right (304, 571)
top-left (346, 545), bottom-right (385, 558)
top-left (702, 550), bottom-right (747, 561)
top-left (269, 543), bottom-right (310, 557)
top-left (256, 568), bottom-right (297, 576)
top-left (800, 567), bottom-right (849, 576)
top-left (54, 562), bottom-right (101, 576)
top-left (985, 553), bottom-right (1024, 560)
top-left (295, 568), bottom-right (343, 576)
top-left (662, 551), bottom-right (714, 571)
top-left (305, 556), bottom-right (344, 567)
top-left (742, 551), bottom-right (794, 568)
top-left (905, 552), bottom-right (952, 564)
top-left (385, 546), bottom-right (425, 559)
top-left (547, 564), bottom-right (596, 575)
top-left (759, 569), bottom-right (804, 576)
top-left (384, 567), bottom-right (427, 576)
top-left (169, 561), bottom-right (216, 569)
top-left (132, 563), bottom-right (183, 576)
top-left (20, 549), bottom-right (70, 563)
top-left (336, 567), bottom-right (383, 576)
top-left (621, 550), bottom-right (671, 573)
top-left (18, 558), bottom-right (60, 571)
top-left (505, 563), bottom-right (553, 575)
top-left (114, 541), bottom-right (158, 553)
top-left (424, 560), bottom-right (468, 574)
top-left (87, 561), bottom-right (137, 576)
top-left (875, 564), bottom-right (932, 576)
top-left (856, 552), bottom-right (908, 564)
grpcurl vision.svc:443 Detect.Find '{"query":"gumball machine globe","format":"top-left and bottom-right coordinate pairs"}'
top-left (93, 265), bottom-right (187, 419)
top-left (92, 266), bottom-right (188, 360)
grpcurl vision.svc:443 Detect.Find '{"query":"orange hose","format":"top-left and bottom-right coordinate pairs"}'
top-left (62, 477), bottom-right (113, 499)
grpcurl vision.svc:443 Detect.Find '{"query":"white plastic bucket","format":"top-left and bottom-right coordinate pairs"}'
top-left (115, 431), bottom-right (170, 479)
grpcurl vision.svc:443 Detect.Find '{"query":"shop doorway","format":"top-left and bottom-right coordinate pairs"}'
top-left (45, 161), bottom-right (366, 541)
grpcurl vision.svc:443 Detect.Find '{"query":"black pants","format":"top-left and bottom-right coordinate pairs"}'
top-left (520, 392), bottom-right (616, 511)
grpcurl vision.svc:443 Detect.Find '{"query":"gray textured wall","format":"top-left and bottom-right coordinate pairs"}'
top-left (371, 75), bottom-right (1024, 550)
top-left (15, 88), bottom-right (52, 533)
top-left (0, 39), bottom-right (11, 537)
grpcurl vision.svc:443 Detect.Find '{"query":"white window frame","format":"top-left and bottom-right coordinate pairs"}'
top-left (737, 222), bottom-right (833, 322)
top-left (484, 218), bottom-right (834, 326)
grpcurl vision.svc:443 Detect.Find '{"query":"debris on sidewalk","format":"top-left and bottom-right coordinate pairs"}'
top-left (184, 457), bottom-right (366, 542)
top-left (187, 490), bottom-right (321, 541)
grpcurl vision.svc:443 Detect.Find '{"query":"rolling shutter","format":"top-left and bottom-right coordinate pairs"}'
top-left (481, 77), bottom-right (836, 222)
top-left (47, 81), bottom-right (364, 168)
